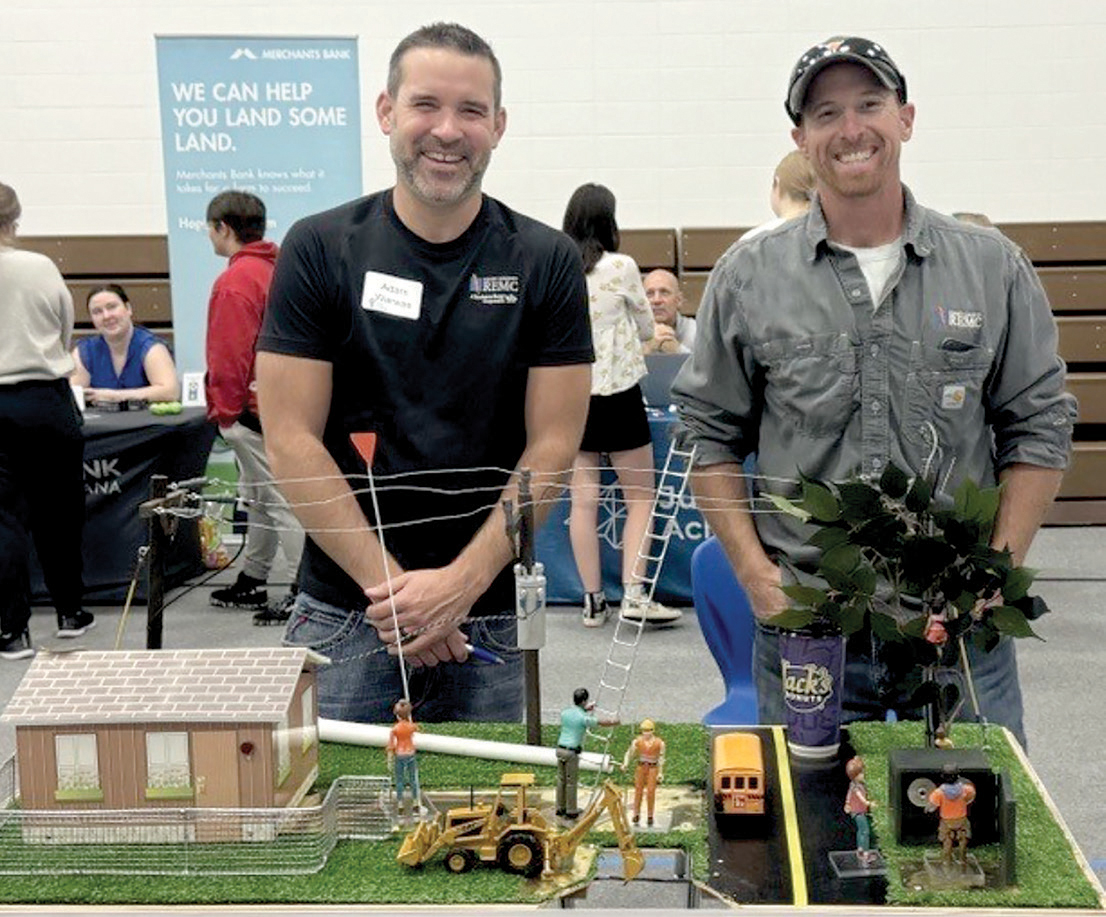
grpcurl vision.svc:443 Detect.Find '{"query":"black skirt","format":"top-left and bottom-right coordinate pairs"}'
top-left (579, 383), bottom-right (652, 453)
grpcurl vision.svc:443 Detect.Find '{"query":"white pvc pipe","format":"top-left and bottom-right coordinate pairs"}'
top-left (318, 718), bottom-right (611, 772)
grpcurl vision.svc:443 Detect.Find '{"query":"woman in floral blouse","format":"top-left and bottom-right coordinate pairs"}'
top-left (562, 184), bottom-right (677, 628)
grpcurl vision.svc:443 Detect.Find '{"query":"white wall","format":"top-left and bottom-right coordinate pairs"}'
top-left (3, 0), bottom-right (1105, 236)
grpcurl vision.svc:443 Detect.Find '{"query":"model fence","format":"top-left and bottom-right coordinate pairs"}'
top-left (0, 762), bottom-right (407, 876)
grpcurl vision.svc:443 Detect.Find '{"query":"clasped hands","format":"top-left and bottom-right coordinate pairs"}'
top-left (364, 562), bottom-right (479, 667)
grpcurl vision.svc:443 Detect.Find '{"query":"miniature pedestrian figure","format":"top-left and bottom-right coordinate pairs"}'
top-left (843, 756), bottom-right (876, 864)
top-left (623, 718), bottom-right (666, 826)
top-left (934, 725), bottom-right (955, 750)
top-left (556, 688), bottom-right (618, 819)
top-left (928, 763), bottom-right (976, 868)
top-left (388, 698), bottom-right (421, 822)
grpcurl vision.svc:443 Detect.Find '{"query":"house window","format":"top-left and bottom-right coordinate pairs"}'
top-left (301, 684), bottom-right (317, 752)
top-left (146, 732), bottom-right (191, 797)
top-left (276, 714), bottom-right (291, 785)
top-left (55, 734), bottom-right (102, 801)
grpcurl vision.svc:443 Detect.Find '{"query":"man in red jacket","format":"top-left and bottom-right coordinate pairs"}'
top-left (204, 191), bottom-right (303, 623)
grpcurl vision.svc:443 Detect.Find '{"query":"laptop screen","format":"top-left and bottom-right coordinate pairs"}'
top-left (640, 353), bottom-right (689, 407)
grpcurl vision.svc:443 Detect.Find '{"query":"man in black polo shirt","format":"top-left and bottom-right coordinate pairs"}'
top-left (256, 23), bottom-right (593, 722)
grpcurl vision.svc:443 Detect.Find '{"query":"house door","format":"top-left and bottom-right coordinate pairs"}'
top-left (192, 730), bottom-right (240, 841)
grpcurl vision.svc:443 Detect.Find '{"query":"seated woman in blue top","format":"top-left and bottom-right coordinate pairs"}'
top-left (70, 284), bottom-right (179, 405)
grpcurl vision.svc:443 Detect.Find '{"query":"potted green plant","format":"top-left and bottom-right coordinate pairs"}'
top-left (764, 462), bottom-right (1048, 746)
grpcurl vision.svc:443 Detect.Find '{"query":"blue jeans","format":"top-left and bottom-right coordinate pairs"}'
top-left (282, 592), bottom-right (524, 723)
top-left (753, 622), bottom-right (1027, 749)
top-left (853, 812), bottom-right (871, 852)
top-left (394, 754), bottom-right (420, 803)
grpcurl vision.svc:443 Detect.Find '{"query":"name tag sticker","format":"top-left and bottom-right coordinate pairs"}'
top-left (362, 271), bottom-right (422, 320)
top-left (941, 384), bottom-right (967, 410)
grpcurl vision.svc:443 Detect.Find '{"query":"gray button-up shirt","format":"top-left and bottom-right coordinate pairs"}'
top-left (673, 187), bottom-right (1077, 569)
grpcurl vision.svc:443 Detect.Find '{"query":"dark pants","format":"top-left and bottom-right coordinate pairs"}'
top-left (556, 746), bottom-right (581, 815)
top-left (0, 380), bottom-right (85, 635)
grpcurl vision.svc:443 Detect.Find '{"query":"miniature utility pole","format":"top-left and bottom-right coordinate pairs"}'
top-left (138, 475), bottom-right (227, 650)
top-left (144, 475), bottom-right (169, 649)
top-left (507, 469), bottom-right (547, 746)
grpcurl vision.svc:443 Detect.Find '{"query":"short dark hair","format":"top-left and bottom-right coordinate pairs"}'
top-left (206, 191), bottom-right (267, 244)
top-left (0, 181), bottom-right (22, 236)
top-left (572, 687), bottom-right (590, 707)
top-left (86, 283), bottom-right (130, 309)
top-left (562, 183), bottom-right (620, 274)
top-left (388, 22), bottom-right (502, 109)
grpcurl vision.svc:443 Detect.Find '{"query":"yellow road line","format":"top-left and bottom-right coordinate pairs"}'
top-left (771, 725), bottom-right (808, 907)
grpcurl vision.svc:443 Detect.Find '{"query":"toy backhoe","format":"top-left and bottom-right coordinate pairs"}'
top-left (396, 771), bottom-right (644, 881)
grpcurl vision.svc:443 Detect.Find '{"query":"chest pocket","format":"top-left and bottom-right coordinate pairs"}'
top-left (903, 340), bottom-right (993, 451)
top-left (754, 332), bottom-right (858, 437)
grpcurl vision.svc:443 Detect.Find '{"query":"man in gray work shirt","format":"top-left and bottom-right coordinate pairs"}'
top-left (673, 36), bottom-right (1076, 748)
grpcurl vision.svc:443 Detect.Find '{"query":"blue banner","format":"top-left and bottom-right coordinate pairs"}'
top-left (156, 36), bottom-right (362, 374)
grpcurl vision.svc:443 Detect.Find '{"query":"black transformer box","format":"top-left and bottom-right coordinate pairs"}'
top-left (888, 747), bottom-right (1002, 845)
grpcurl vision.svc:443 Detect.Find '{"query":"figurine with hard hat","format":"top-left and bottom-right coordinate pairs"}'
top-left (623, 718), bottom-right (666, 826)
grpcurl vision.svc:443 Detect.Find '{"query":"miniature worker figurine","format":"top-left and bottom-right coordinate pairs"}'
top-left (934, 725), bottom-right (955, 750)
top-left (556, 687), bottom-right (617, 819)
top-left (843, 756), bottom-right (877, 864)
top-left (928, 763), bottom-right (976, 868)
top-left (622, 719), bottom-right (666, 826)
top-left (388, 699), bottom-right (421, 821)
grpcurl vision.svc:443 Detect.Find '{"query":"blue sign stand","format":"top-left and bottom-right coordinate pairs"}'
top-left (156, 36), bottom-right (362, 374)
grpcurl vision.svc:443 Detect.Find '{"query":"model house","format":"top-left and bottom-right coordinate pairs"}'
top-left (2, 647), bottom-right (325, 823)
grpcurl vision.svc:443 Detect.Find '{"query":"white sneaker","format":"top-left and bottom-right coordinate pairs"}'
top-left (620, 585), bottom-right (683, 624)
top-left (582, 592), bottom-right (609, 628)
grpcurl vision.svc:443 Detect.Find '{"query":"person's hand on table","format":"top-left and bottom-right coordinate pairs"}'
top-left (84, 388), bottom-right (126, 405)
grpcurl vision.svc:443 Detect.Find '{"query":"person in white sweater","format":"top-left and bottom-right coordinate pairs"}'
top-left (0, 181), bottom-right (93, 659)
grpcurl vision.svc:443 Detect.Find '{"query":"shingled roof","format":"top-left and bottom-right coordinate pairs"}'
top-left (0, 648), bottom-right (327, 727)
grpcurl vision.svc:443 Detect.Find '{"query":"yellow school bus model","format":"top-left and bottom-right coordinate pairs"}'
top-left (712, 731), bottom-right (765, 815)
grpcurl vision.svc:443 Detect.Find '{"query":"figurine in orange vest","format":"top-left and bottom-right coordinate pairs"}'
top-left (388, 698), bottom-right (421, 822)
top-left (927, 763), bottom-right (976, 867)
top-left (622, 719), bottom-right (666, 826)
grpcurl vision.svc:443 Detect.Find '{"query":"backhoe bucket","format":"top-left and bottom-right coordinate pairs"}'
top-left (621, 846), bottom-right (645, 882)
top-left (396, 819), bottom-right (438, 866)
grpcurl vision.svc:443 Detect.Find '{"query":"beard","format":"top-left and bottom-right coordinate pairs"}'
top-left (813, 143), bottom-right (898, 200)
top-left (391, 136), bottom-right (490, 207)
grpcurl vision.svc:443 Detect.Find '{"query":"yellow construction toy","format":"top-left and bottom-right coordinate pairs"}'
top-left (396, 772), bottom-right (643, 881)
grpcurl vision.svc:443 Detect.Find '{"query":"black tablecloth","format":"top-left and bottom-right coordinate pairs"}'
top-left (31, 407), bottom-right (217, 604)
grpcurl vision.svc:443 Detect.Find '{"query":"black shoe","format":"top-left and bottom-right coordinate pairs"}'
top-left (57, 610), bottom-right (95, 639)
top-left (211, 573), bottom-right (268, 610)
top-left (0, 629), bottom-right (34, 660)
top-left (253, 593), bottom-right (295, 627)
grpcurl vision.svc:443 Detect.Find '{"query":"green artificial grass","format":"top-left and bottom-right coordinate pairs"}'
top-left (849, 720), bottom-right (1102, 909)
top-left (0, 722), bottom-right (709, 905)
top-left (315, 720), bottom-right (709, 791)
top-left (4, 721), bottom-right (1097, 907)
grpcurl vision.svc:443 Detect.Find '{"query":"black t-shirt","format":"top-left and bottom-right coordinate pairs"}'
top-left (258, 190), bottom-right (593, 613)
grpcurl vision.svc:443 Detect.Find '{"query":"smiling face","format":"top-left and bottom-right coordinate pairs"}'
top-left (377, 46), bottom-right (506, 213)
top-left (87, 290), bottom-right (133, 339)
top-left (792, 62), bottom-right (914, 205)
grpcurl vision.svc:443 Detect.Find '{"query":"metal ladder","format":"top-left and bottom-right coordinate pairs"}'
top-left (582, 440), bottom-right (697, 789)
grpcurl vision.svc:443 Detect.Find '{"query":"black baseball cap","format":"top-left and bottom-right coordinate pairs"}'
top-left (786, 36), bottom-right (907, 125)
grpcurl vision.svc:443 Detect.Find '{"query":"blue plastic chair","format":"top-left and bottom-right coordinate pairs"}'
top-left (691, 536), bottom-right (759, 726)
